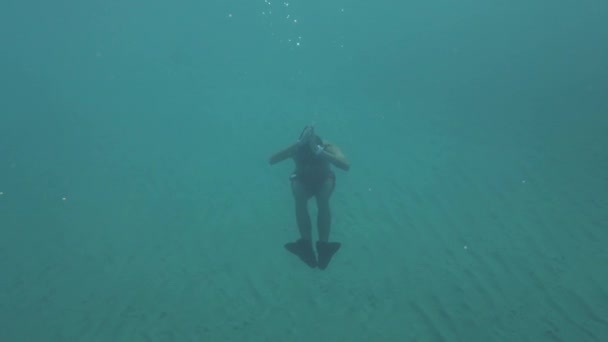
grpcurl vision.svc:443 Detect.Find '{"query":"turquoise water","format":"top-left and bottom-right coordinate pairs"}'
top-left (1, 0), bottom-right (607, 341)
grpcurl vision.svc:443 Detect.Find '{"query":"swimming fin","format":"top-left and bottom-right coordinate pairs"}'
top-left (284, 238), bottom-right (317, 268)
top-left (316, 241), bottom-right (341, 270)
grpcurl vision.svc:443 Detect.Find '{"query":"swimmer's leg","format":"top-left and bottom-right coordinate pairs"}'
top-left (292, 178), bottom-right (312, 241)
top-left (284, 178), bottom-right (317, 268)
top-left (315, 175), bottom-right (340, 270)
top-left (316, 176), bottom-right (334, 242)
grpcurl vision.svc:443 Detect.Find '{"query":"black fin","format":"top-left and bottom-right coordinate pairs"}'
top-left (285, 239), bottom-right (317, 268)
top-left (316, 241), bottom-right (341, 270)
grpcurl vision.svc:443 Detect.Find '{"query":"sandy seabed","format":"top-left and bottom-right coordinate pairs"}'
top-left (1, 127), bottom-right (607, 342)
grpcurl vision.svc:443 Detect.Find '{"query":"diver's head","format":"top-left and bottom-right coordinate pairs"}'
top-left (299, 124), bottom-right (315, 140)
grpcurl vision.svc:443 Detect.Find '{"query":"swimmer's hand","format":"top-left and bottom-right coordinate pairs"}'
top-left (312, 143), bottom-right (325, 156)
top-left (311, 141), bottom-right (350, 171)
top-left (307, 134), bottom-right (325, 156)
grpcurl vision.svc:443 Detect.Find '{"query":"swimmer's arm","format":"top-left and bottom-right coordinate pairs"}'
top-left (320, 143), bottom-right (350, 171)
top-left (268, 142), bottom-right (300, 165)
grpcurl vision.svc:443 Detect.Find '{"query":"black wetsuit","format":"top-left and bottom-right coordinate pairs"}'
top-left (290, 143), bottom-right (335, 195)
